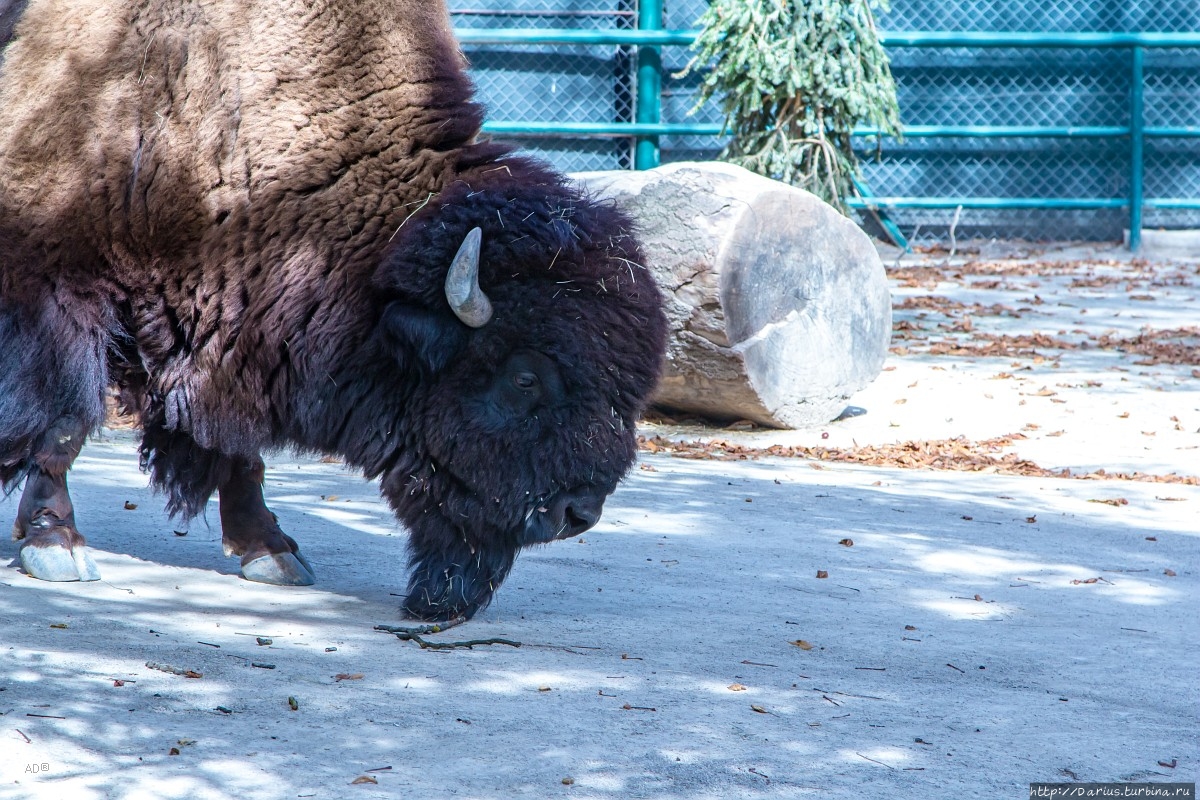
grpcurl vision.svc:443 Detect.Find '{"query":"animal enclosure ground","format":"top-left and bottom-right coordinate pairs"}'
top-left (1, 242), bottom-right (1197, 799)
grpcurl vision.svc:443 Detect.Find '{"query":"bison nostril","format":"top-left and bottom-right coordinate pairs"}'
top-left (560, 497), bottom-right (602, 537)
top-left (524, 491), bottom-right (607, 544)
top-left (565, 503), bottom-right (599, 533)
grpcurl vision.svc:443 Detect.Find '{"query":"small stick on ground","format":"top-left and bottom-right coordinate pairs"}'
top-left (375, 618), bottom-right (520, 650)
top-left (374, 617), bottom-right (468, 636)
top-left (856, 752), bottom-right (896, 770)
top-left (392, 632), bottom-right (521, 650)
top-left (15, 729), bottom-right (31, 743)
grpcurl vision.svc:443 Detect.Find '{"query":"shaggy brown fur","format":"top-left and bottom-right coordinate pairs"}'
top-left (0, 0), bottom-right (668, 619)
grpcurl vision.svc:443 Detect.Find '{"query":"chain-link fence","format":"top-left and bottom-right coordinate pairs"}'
top-left (449, 0), bottom-right (1200, 242)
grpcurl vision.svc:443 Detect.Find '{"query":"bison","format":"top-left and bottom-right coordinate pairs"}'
top-left (0, 0), bottom-right (667, 621)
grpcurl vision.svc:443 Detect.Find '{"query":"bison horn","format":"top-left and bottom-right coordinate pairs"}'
top-left (444, 227), bottom-right (493, 328)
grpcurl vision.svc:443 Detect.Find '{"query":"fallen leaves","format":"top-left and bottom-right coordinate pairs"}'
top-left (728, 683), bottom-right (747, 692)
top-left (1087, 498), bottom-right (1128, 507)
top-left (790, 640), bottom-right (814, 651)
top-left (334, 673), bottom-right (364, 682)
top-left (636, 435), bottom-right (1200, 485)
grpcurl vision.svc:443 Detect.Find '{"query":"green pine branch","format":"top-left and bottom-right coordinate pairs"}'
top-left (685, 0), bottom-right (902, 214)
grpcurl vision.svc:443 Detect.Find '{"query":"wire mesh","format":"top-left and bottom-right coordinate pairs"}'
top-left (451, 0), bottom-right (637, 170)
top-left (450, 1), bottom-right (1200, 242)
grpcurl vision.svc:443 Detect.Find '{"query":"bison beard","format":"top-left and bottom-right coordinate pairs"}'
top-left (0, 0), bottom-right (667, 620)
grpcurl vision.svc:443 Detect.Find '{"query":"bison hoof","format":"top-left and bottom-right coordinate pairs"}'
top-left (240, 551), bottom-right (316, 586)
top-left (18, 532), bottom-right (100, 582)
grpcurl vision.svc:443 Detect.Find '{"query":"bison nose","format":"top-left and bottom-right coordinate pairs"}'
top-left (564, 498), bottom-right (601, 535)
top-left (552, 491), bottom-right (603, 539)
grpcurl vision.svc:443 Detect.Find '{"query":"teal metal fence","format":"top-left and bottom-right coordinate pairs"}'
top-left (454, 23), bottom-right (1200, 249)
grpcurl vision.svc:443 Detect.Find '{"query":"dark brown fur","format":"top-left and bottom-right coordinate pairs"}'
top-left (0, 0), bottom-right (667, 619)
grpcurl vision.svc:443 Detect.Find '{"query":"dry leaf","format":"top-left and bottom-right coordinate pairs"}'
top-left (791, 640), bottom-right (814, 651)
top-left (1087, 498), bottom-right (1128, 506)
top-left (1071, 578), bottom-right (1100, 585)
top-left (351, 776), bottom-right (378, 785)
top-left (1164, 569), bottom-right (1177, 577)
top-left (335, 673), bottom-right (364, 681)
top-left (815, 570), bottom-right (828, 579)
top-left (750, 704), bottom-right (767, 714)
top-left (1025, 516), bottom-right (1037, 524)
top-left (904, 625), bottom-right (917, 631)
top-left (49, 623), bottom-right (68, 629)
top-left (562, 777), bottom-right (576, 785)
top-left (728, 683), bottom-right (747, 692)
top-left (123, 501), bottom-right (138, 510)
top-left (113, 679), bottom-right (125, 687)
top-left (838, 538), bottom-right (854, 547)
top-left (973, 594), bottom-right (984, 601)
top-left (538, 686), bottom-right (552, 692)
top-left (288, 696), bottom-right (299, 711)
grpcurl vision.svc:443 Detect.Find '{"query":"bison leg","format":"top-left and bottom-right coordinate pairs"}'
top-left (218, 457), bottom-right (315, 586)
top-left (12, 418), bottom-right (100, 582)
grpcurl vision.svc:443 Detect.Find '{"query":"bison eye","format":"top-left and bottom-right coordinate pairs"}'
top-left (512, 372), bottom-right (539, 392)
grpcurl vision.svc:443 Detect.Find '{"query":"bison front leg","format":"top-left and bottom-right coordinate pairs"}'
top-left (219, 457), bottom-right (315, 586)
top-left (12, 419), bottom-right (100, 582)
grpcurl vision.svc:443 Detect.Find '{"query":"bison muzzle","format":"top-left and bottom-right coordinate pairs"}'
top-left (0, 0), bottom-right (667, 621)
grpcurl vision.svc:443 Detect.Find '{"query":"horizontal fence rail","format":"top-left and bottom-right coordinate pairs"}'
top-left (454, 27), bottom-right (1200, 249)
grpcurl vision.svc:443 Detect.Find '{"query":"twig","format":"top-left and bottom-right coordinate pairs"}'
top-left (388, 192), bottom-right (436, 241)
top-left (375, 618), bottom-right (467, 636)
top-left (393, 632), bottom-right (520, 650)
top-left (25, 713), bottom-right (66, 720)
top-left (947, 205), bottom-right (963, 260)
top-left (855, 752), bottom-right (896, 770)
top-left (375, 618), bottom-right (519, 649)
top-left (946, 663), bottom-right (965, 673)
top-left (15, 729), bottom-right (31, 743)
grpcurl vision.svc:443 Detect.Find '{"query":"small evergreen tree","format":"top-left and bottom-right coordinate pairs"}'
top-left (686, 0), bottom-right (901, 213)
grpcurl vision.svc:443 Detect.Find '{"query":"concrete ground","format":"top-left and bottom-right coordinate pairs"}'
top-left (1, 242), bottom-right (1196, 799)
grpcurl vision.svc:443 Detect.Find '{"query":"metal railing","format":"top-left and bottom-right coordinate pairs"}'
top-left (455, 22), bottom-right (1200, 250)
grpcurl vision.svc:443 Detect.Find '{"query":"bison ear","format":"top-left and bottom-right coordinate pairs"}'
top-left (379, 302), bottom-right (466, 375)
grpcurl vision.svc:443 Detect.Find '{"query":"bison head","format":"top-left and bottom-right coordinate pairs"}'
top-left (366, 174), bottom-right (667, 621)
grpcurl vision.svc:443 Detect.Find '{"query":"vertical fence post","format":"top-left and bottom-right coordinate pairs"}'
top-left (635, 0), bottom-right (663, 169)
top-left (1129, 45), bottom-right (1145, 252)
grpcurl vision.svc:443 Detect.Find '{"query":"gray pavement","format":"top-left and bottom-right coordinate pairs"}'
top-left (1, 243), bottom-right (1196, 799)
